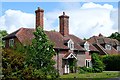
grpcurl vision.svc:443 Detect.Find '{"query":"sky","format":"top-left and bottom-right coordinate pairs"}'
top-left (0, 2), bottom-right (119, 39)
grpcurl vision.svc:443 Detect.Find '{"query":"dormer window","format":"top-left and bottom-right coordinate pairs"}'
top-left (9, 39), bottom-right (14, 47)
top-left (117, 46), bottom-right (120, 51)
top-left (68, 39), bottom-right (74, 50)
top-left (105, 44), bottom-right (111, 50)
top-left (84, 41), bottom-right (90, 51)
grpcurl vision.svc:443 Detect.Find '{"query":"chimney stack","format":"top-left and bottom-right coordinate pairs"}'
top-left (59, 12), bottom-right (69, 36)
top-left (35, 7), bottom-right (44, 29)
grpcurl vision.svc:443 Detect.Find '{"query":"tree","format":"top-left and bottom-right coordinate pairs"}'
top-left (108, 32), bottom-right (120, 41)
top-left (91, 53), bottom-right (104, 72)
top-left (0, 30), bottom-right (8, 37)
top-left (26, 27), bottom-right (59, 79)
top-left (0, 30), bottom-right (8, 47)
top-left (2, 49), bottom-right (34, 80)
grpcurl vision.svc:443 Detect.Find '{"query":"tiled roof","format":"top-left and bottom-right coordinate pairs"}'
top-left (16, 28), bottom-right (35, 45)
top-left (64, 35), bottom-right (85, 51)
top-left (2, 28), bottom-right (21, 39)
top-left (88, 35), bottom-right (120, 45)
top-left (3, 28), bottom-right (99, 52)
top-left (3, 28), bottom-right (69, 49)
top-left (63, 52), bottom-right (77, 59)
top-left (88, 34), bottom-right (120, 54)
top-left (45, 31), bottom-right (68, 49)
top-left (79, 41), bottom-right (99, 52)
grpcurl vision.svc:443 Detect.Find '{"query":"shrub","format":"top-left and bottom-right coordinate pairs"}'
top-left (2, 49), bottom-right (33, 79)
top-left (91, 53), bottom-right (105, 73)
top-left (102, 55), bottom-right (120, 71)
top-left (78, 66), bottom-right (93, 74)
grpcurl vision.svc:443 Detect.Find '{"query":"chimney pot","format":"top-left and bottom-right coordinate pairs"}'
top-left (63, 12), bottom-right (65, 15)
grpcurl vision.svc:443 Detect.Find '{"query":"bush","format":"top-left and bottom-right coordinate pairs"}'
top-left (2, 49), bottom-right (31, 79)
top-left (102, 55), bottom-right (120, 71)
top-left (78, 66), bottom-right (93, 74)
top-left (92, 53), bottom-right (105, 73)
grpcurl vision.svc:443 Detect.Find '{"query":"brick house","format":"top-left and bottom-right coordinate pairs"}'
top-left (88, 34), bottom-right (120, 55)
top-left (3, 7), bottom-right (99, 75)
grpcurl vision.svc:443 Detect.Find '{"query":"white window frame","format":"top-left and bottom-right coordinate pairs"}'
top-left (84, 41), bottom-right (90, 51)
top-left (9, 39), bottom-right (14, 47)
top-left (67, 39), bottom-right (74, 50)
top-left (85, 59), bottom-right (92, 68)
top-left (105, 44), bottom-right (111, 50)
top-left (117, 46), bottom-right (120, 51)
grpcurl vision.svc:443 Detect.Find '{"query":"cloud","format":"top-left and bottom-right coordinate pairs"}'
top-left (110, 9), bottom-right (118, 30)
top-left (0, 2), bottom-right (118, 39)
top-left (44, 10), bottom-right (61, 31)
top-left (81, 2), bottom-right (113, 9)
top-left (68, 4), bottom-right (117, 38)
top-left (0, 9), bottom-right (35, 33)
top-left (43, 2), bottom-right (117, 38)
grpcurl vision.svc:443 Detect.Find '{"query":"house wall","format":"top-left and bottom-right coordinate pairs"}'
top-left (4, 38), bottom-right (21, 48)
top-left (53, 50), bottom-right (68, 75)
top-left (85, 51), bottom-right (91, 59)
top-left (54, 50), bottom-right (92, 75)
top-left (76, 52), bottom-right (86, 67)
top-left (5, 39), bottom-right (9, 48)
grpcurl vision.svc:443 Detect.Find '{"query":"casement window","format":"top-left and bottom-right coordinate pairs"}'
top-left (117, 46), bottom-right (120, 51)
top-left (105, 44), bottom-right (111, 50)
top-left (85, 59), bottom-right (92, 68)
top-left (9, 39), bottom-right (14, 47)
top-left (84, 41), bottom-right (90, 51)
top-left (68, 39), bottom-right (74, 50)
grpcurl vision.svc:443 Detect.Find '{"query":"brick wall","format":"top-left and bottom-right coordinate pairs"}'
top-left (35, 7), bottom-right (44, 29)
top-left (53, 50), bottom-right (68, 75)
top-left (4, 38), bottom-right (21, 48)
top-left (59, 12), bottom-right (69, 36)
top-left (76, 52), bottom-right (86, 67)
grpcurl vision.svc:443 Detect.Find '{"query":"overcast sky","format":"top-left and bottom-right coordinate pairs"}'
top-left (0, 2), bottom-right (118, 39)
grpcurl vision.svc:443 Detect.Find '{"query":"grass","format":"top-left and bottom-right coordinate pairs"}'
top-left (60, 71), bottom-right (120, 80)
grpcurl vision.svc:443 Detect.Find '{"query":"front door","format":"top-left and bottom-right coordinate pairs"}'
top-left (64, 64), bottom-right (69, 74)
top-left (68, 58), bottom-right (77, 73)
top-left (63, 53), bottom-right (77, 74)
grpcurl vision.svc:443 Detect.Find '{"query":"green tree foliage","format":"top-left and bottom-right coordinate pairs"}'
top-left (0, 30), bottom-right (8, 47)
top-left (2, 28), bottom-right (59, 79)
top-left (78, 66), bottom-right (93, 74)
top-left (0, 30), bottom-right (8, 37)
top-left (91, 53), bottom-right (104, 72)
top-left (69, 59), bottom-right (77, 73)
top-left (108, 32), bottom-right (120, 41)
top-left (26, 27), bottom-right (59, 79)
top-left (102, 55), bottom-right (120, 71)
top-left (2, 49), bottom-right (34, 80)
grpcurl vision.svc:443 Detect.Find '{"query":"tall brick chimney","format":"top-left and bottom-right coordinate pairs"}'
top-left (59, 12), bottom-right (69, 36)
top-left (35, 7), bottom-right (44, 29)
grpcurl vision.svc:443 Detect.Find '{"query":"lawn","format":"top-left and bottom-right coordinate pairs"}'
top-left (60, 71), bottom-right (120, 80)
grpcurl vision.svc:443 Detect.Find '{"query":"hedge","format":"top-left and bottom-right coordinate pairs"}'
top-left (102, 55), bottom-right (120, 71)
